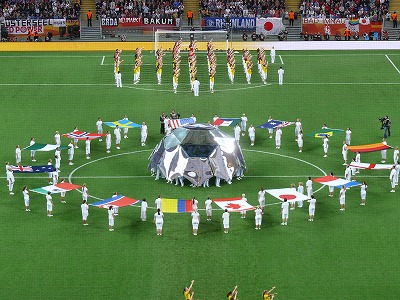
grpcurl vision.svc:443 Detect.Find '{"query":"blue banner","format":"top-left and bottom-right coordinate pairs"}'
top-left (202, 17), bottom-right (256, 31)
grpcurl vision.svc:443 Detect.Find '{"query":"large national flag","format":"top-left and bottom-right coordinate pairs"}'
top-left (348, 143), bottom-right (391, 153)
top-left (313, 176), bottom-right (361, 188)
top-left (349, 162), bottom-right (393, 170)
top-left (162, 198), bottom-right (193, 213)
top-left (91, 195), bottom-right (139, 208)
top-left (212, 118), bottom-right (241, 127)
top-left (257, 119), bottom-right (294, 129)
top-left (104, 119), bottom-right (141, 128)
top-left (305, 128), bottom-right (344, 138)
top-left (169, 117), bottom-right (195, 129)
top-left (62, 130), bottom-right (105, 140)
top-left (213, 197), bottom-right (254, 212)
top-left (359, 17), bottom-right (370, 25)
top-left (31, 182), bottom-right (82, 195)
top-left (256, 17), bottom-right (284, 35)
top-left (265, 188), bottom-right (310, 203)
top-left (11, 165), bottom-right (54, 173)
top-left (23, 143), bottom-right (69, 151)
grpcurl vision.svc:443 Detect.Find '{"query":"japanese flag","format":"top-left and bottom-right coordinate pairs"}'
top-left (359, 18), bottom-right (370, 25)
top-left (265, 188), bottom-right (310, 203)
top-left (256, 18), bottom-right (284, 35)
top-left (214, 197), bottom-right (255, 212)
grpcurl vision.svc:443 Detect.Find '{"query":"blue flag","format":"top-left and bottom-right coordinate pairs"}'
top-left (257, 120), bottom-right (294, 129)
top-left (11, 165), bottom-right (55, 173)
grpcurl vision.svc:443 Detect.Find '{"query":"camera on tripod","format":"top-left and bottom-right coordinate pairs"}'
top-left (379, 116), bottom-right (389, 129)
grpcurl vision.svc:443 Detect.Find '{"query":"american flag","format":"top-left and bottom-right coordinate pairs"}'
top-left (169, 117), bottom-right (195, 129)
top-left (11, 165), bottom-right (54, 173)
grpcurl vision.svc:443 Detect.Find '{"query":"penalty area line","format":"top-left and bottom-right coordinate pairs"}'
top-left (101, 56), bottom-right (105, 65)
top-left (279, 55), bottom-right (284, 64)
top-left (385, 55), bottom-right (400, 74)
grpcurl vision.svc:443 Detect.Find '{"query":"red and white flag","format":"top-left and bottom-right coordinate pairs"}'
top-left (349, 162), bottom-right (393, 170)
top-left (169, 117), bottom-right (195, 129)
top-left (256, 18), bottom-right (284, 35)
top-left (265, 188), bottom-right (310, 203)
top-left (62, 130), bottom-right (105, 140)
top-left (359, 18), bottom-right (370, 25)
top-left (213, 197), bottom-right (254, 212)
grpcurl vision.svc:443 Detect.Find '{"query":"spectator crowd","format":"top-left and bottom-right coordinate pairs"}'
top-left (298, 0), bottom-right (390, 21)
top-left (96, 0), bottom-right (185, 19)
top-left (0, 0), bottom-right (80, 20)
top-left (199, 0), bottom-right (286, 18)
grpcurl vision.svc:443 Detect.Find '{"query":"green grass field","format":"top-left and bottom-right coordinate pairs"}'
top-left (1, 49), bottom-right (400, 299)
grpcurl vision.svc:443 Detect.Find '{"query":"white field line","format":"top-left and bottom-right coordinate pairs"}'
top-left (101, 56), bottom-right (105, 65)
top-left (279, 55), bottom-right (284, 64)
top-left (385, 55), bottom-right (400, 74)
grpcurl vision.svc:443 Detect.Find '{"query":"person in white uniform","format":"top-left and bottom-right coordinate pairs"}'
top-left (342, 141), bottom-right (348, 165)
top-left (240, 194), bottom-right (247, 219)
top-left (360, 181), bottom-right (368, 205)
top-left (248, 125), bottom-right (255, 146)
top-left (115, 70), bottom-right (122, 88)
top-left (222, 209), bottom-right (230, 233)
top-left (155, 195), bottom-right (162, 211)
top-left (381, 138), bottom-right (387, 163)
top-left (258, 187), bottom-right (266, 214)
top-left (205, 196), bottom-right (212, 221)
top-left (267, 116), bottom-right (274, 138)
top-left (328, 172), bottom-right (335, 197)
top-left (46, 191), bottom-right (53, 217)
top-left (281, 198), bottom-right (289, 225)
top-left (234, 124), bottom-right (241, 143)
top-left (15, 145), bottom-right (21, 166)
top-left (241, 113), bottom-right (248, 136)
top-left (275, 127), bottom-right (282, 149)
top-left (54, 131), bottom-right (61, 146)
top-left (254, 205), bottom-right (262, 230)
top-left (7, 166), bottom-right (15, 195)
top-left (154, 208), bottom-right (164, 236)
top-left (308, 195), bottom-right (316, 221)
top-left (30, 137), bottom-right (36, 162)
top-left (191, 209), bottom-right (200, 235)
top-left (355, 151), bottom-right (361, 173)
top-left (114, 125), bottom-right (121, 149)
top-left (344, 165), bottom-right (351, 181)
top-left (294, 118), bottom-right (302, 141)
top-left (297, 182), bottom-right (304, 208)
top-left (345, 127), bottom-right (352, 145)
top-left (82, 183), bottom-right (89, 201)
top-left (141, 122), bottom-right (148, 146)
top-left (23, 186), bottom-right (30, 211)
top-left (81, 200), bottom-right (89, 225)
top-left (105, 130), bottom-right (111, 153)
top-left (278, 66), bottom-right (284, 85)
top-left (323, 135), bottom-right (329, 157)
top-left (306, 177), bottom-right (313, 198)
top-left (96, 117), bottom-right (103, 141)
top-left (193, 77), bottom-right (200, 96)
top-left (85, 137), bottom-right (91, 159)
top-left (339, 185), bottom-right (346, 210)
top-left (270, 46), bottom-right (276, 63)
top-left (108, 206), bottom-right (115, 231)
top-left (68, 141), bottom-right (74, 165)
top-left (141, 198), bottom-right (148, 221)
top-left (122, 115), bottom-right (129, 139)
top-left (297, 131), bottom-right (303, 152)
top-left (394, 146), bottom-right (399, 164)
top-left (390, 166), bottom-right (396, 192)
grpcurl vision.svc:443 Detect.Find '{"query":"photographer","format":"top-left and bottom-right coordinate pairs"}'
top-left (380, 116), bottom-right (391, 138)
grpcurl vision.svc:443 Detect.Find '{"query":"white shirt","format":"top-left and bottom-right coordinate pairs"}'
top-left (278, 68), bottom-right (284, 77)
top-left (205, 199), bottom-right (212, 210)
top-left (55, 157), bottom-right (61, 169)
top-left (141, 201), bottom-right (148, 211)
top-left (390, 169), bottom-right (396, 180)
top-left (360, 184), bottom-right (367, 194)
top-left (108, 208), bottom-right (115, 220)
top-left (345, 130), bottom-right (352, 141)
top-left (270, 48), bottom-right (276, 57)
top-left (16, 148), bottom-right (21, 159)
top-left (155, 197), bottom-right (162, 210)
top-left (255, 207), bottom-right (262, 218)
top-left (154, 212), bottom-right (164, 223)
top-left (234, 126), bottom-right (241, 140)
top-left (114, 127), bottom-right (121, 138)
top-left (106, 133), bottom-right (111, 144)
top-left (82, 186), bottom-right (88, 198)
top-left (308, 198), bottom-right (316, 209)
top-left (191, 211), bottom-right (200, 223)
top-left (241, 116), bottom-right (248, 126)
top-left (193, 79), bottom-right (200, 89)
top-left (281, 202), bottom-right (289, 214)
top-left (85, 139), bottom-right (91, 151)
top-left (141, 124), bottom-right (148, 136)
top-left (306, 179), bottom-right (312, 190)
top-left (342, 144), bottom-right (348, 155)
top-left (192, 199), bottom-right (198, 211)
top-left (55, 133), bottom-right (61, 145)
top-left (339, 188), bottom-right (346, 199)
top-left (81, 203), bottom-right (89, 214)
top-left (295, 121), bottom-right (302, 132)
top-left (258, 190), bottom-right (266, 201)
top-left (276, 128), bottom-right (282, 139)
top-left (23, 189), bottom-right (29, 200)
top-left (248, 126), bottom-right (255, 137)
top-left (46, 194), bottom-right (52, 205)
top-left (355, 153), bottom-right (361, 163)
top-left (323, 137), bottom-right (329, 148)
top-left (222, 211), bottom-right (230, 223)
top-left (345, 167), bottom-right (351, 180)
top-left (297, 185), bottom-right (304, 194)
top-left (96, 120), bottom-right (103, 131)
top-left (68, 144), bottom-right (74, 155)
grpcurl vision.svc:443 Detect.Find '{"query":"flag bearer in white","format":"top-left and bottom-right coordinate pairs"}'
top-left (278, 66), bottom-right (284, 85)
top-left (114, 125), bottom-right (121, 149)
top-left (81, 200), bottom-right (89, 225)
top-left (281, 198), bottom-right (289, 225)
top-left (141, 198), bottom-right (148, 221)
top-left (270, 46), bottom-right (276, 63)
top-left (85, 137), bottom-right (91, 159)
top-left (193, 77), bottom-right (200, 96)
top-left (141, 122), bottom-right (148, 146)
top-left (115, 71), bottom-right (122, 88)
top-left (106, 131), bottom-right (111, 153)
top-left (308, 195), bottom-right (316, 221)
top-left (222, 209), bottom-right (230, 233)
top-left (255, 206), bottom-right (262, 230)
top-left (205, 196), bottom-right (212, 221)
top-left (191, 209), bottom-right (200, 235)
top-left (339, 186), bottom-right (346, 210)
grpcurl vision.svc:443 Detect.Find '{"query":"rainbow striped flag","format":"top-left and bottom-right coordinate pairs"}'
top-left (348, 142), bottom-right (391, 153)
top-left (162, 198), bottom-right (193, 213)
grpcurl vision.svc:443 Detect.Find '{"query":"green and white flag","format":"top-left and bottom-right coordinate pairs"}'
top-left (23, 143), bottom-right (68, 151)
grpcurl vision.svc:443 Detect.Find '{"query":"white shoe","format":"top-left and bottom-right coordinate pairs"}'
top-left (299, 150), bottom-right (302, 153)
top-left (340, 208), bottom-right (344, 211)
top-left (32, 159), bottom-right (36, 162)
top-left (106, 150), bottom-right (111, 153)
top-left (290, 207), bottom-right (294, 210)
top-left (69, 162), bottom-right (73, 165)
top-left (116, 147), bottom-right (120, 150)
top-left (86, 157), bottom-right (90, 159)
top-left (9, 192), bottom-right (14, 195)
top-left (269, 136), bottom-right (272, 139)
top-left (343, 163), bottom-right (347, 165)
top-left (84, 223), bottom-right (89, 226)
top-left (281, 222), bottom-right (285, 225)
top-left (74, 146), bottom-right (79, 149)
top-left (308, 219), bottom-right (312, 221)
top-left (324, 155), bottom-right (327, 157)
top-left (48, 214), bottom-right (53, 217)
top-left (390, 190), bottom-right (395, 192)
top-left (99, 139), bottom-right (102, 142)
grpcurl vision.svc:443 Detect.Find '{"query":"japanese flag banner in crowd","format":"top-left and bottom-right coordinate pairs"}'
top-left (256, 18), bottom-right (284, 35)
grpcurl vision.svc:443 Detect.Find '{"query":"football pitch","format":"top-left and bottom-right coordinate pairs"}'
top-left (1, 49), bottom-right (400, 299)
